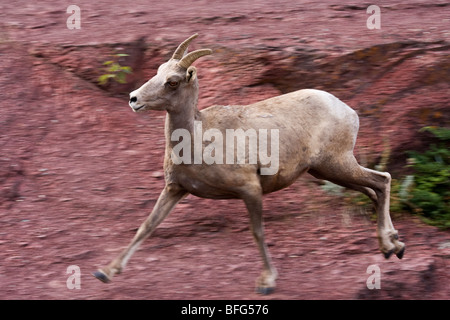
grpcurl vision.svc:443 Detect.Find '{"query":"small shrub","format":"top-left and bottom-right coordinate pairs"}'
top-left (406, 126), bottom-right (450, 228)
top-left (98, 53), bottom-right (132, 85)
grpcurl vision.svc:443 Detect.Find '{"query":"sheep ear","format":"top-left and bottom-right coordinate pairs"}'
top-left (186, 66), bottom-right (197, 83)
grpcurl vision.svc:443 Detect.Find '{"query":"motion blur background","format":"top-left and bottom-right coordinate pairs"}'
top-left (0, 0), bottom-right (448, 299)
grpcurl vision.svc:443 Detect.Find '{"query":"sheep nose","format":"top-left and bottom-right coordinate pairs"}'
top-left (129, 96), bottom-right (137, 103)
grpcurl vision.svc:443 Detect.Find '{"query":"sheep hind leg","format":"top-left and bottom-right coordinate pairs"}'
top-left (309, 170), bottom-right (378, 205)
top-left (310, 155), bottom-right (405, 259)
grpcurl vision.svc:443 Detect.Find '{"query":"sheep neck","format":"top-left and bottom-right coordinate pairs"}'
top-left (164, 91), bottom-right (201, 150)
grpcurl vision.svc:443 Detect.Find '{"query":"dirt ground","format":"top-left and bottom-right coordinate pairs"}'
top-left (0, 0), bottom-right (449, 300)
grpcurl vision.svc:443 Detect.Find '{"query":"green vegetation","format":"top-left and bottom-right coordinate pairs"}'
top-left (98, 53), bottom-right (132, 85)
top-left (405, 126), bottom-right (450, 228)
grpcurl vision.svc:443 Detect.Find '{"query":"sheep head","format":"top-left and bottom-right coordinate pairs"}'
top-left (129, 34), bottom-right (212, 113)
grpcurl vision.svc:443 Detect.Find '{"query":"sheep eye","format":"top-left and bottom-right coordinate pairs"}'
top-left (167, 81), bottom-right (179, 88)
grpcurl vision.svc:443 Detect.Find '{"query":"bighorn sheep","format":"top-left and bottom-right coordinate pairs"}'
top-left (93, 34), bottom-right (405, 294)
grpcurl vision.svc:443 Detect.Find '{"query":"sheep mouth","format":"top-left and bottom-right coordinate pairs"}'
top-left (133, 104), bottom-right (146, 112)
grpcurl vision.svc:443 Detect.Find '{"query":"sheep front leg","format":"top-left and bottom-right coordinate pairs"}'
top-left (242, 186), bottom-right (278, 294)
top-left (93, 184), bottom-right (187, 283)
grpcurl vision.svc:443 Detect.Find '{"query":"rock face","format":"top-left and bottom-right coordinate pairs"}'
top-left (28, 36), bottom-right (449, 168)
top-left (198, 40), bottom-right (449, 168)
top-left (0, 1), bottom-right (449, 299)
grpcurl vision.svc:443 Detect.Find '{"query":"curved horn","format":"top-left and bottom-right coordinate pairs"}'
top-left (177, 49), bottom-right (213, 69)
top-left (172, 33), bottom-right (199, 60)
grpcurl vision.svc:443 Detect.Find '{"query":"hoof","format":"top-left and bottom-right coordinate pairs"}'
top-left (383, 249), bottom-right (394, 259)
top-left (256, 286), bottom-right (275, 295)
top-left (92, 270), bottom-right (110, 283)
top-left (396, 246), bottom-right (405, 259)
